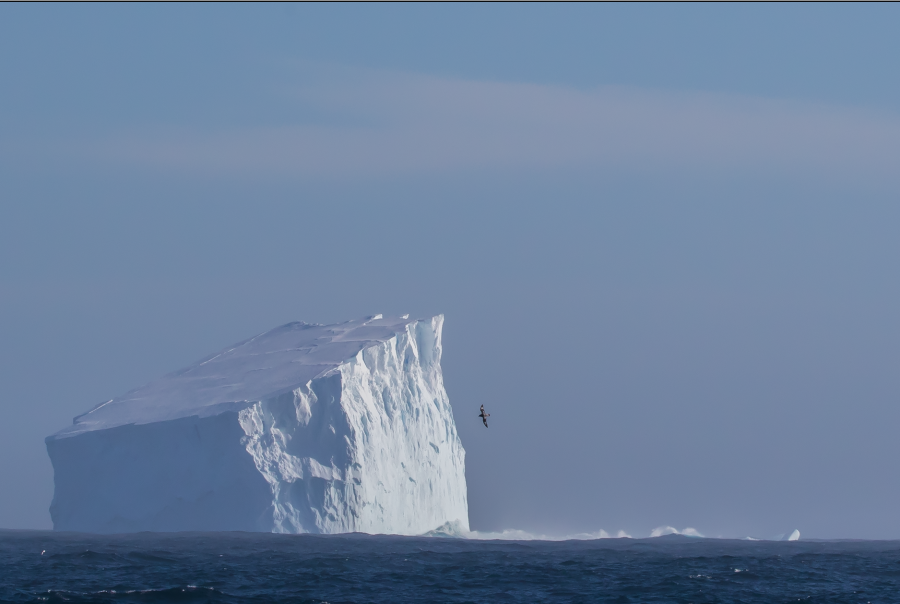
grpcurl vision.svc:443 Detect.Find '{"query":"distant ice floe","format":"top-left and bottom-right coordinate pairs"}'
top-left (650, 526), bottom-right (704, 538)
top-left (744, 530), bottom-right (801, 541)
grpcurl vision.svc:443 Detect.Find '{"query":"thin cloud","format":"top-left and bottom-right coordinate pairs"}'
top-left (81, 70), bottom-right (900, 182)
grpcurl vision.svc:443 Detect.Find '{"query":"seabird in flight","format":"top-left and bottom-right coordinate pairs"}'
top-left (478, 405), bottom-right (490, 428)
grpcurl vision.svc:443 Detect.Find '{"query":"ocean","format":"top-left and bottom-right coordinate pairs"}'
top-left (1, 530), bottom-right (897, 603)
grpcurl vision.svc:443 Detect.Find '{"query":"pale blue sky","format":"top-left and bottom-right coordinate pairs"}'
top-left (2, 4), bottom-right (900, 538)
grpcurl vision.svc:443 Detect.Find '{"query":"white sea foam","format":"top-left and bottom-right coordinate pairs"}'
top-left (466, 529), bottom-right (634, 541)
top-left (649, 526), bottom-right (704, 538)
top-left (424, 521), bottom-right (631, 541)
top-left (435, 524), bottom-right (797, 542)
top-left (467, 529), bottom-right (629, 541)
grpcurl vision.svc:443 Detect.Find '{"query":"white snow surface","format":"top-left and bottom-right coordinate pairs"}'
top-left (57, 315), bottom-right (423, 437)
top-left (46, 315), bottom-right (469, 535)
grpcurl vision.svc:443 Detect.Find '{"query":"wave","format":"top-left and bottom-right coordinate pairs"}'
top-left (649, 526), bottom-right (704, 538)
top-left (426, 522), bottom-right (800, 542)
top-left (467, 528), bottom-right (633, 541)
top-left (32, 586), bottom-right (226, 603)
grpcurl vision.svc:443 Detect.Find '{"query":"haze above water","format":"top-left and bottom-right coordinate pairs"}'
top-left (2, 4), bottom-right (900, 539)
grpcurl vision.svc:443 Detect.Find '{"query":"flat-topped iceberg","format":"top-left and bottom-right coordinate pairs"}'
top-left (46, 315), bottom-right (468, 534)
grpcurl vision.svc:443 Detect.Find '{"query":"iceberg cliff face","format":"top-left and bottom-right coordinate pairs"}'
top-left (46, 315), bottom-right (468, 534)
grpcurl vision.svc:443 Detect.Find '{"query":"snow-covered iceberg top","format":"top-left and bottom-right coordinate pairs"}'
top-left (53, 314), bottom-right (419, 439)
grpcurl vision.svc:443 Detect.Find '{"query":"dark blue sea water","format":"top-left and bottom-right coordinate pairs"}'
top-left (2, 530), bottom-right (898, 603)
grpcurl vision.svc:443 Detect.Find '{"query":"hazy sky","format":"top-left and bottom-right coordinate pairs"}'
top-left (3, 4), bottom-right (900, 538)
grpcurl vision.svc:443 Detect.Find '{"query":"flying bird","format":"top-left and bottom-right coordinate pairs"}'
top-left (479, 405), bottom-right (490, 428)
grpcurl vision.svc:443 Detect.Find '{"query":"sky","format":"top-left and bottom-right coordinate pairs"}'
top-left (3, 4), bottom-right (900, 539)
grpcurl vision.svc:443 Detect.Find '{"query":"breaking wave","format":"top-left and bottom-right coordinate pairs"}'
top-left (467, 528), bottom-right (633, 541)
top-left (426, 522), bottom-right (798, 542)
top-left (650, 526), bottom-right (704, 538)
top-left (424, 521), bottom-right (631, 541)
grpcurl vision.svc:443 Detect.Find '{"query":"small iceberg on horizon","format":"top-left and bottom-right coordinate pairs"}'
top-left (423, 520), bottom-right (468, 538)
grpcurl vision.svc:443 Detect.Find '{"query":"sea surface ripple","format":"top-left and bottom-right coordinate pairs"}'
top-left (2, 530), bottom-right (898, 603)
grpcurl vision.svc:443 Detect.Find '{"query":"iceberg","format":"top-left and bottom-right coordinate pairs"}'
top-left (45, 315), bottom-right (469, 534)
